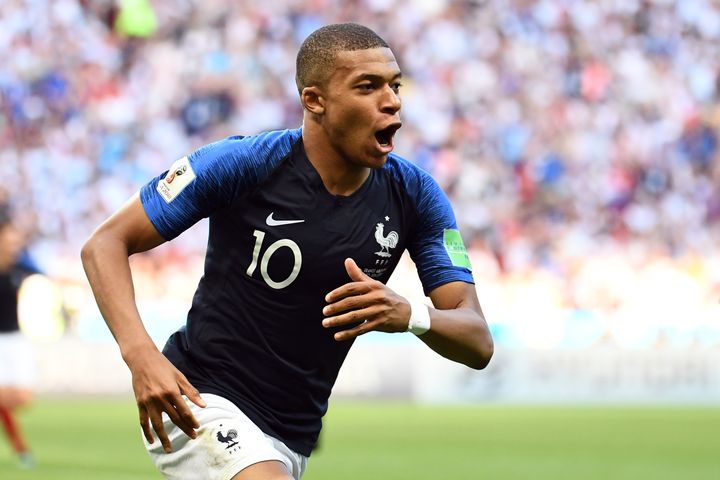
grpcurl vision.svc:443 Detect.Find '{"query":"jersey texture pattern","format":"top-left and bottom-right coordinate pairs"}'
top-left (139, 128), bottom-right (473, 455)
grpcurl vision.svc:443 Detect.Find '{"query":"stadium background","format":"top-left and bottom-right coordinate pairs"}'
top-left (1, 0), bottom-right (719, 478)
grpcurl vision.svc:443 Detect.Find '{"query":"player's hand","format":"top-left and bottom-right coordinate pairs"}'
top-left (323, 258), bottom-right (411, 341)
top-left (126, 348), bottom-right (206, 453)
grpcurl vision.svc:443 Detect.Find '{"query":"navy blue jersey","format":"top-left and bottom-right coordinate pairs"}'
top-left (140, 128), bottom-right (473, 456)
top-left (0, 252), bottom-right (41, 333)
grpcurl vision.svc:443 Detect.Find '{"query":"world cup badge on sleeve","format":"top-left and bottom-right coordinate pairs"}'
top-left (157, 156), bottom-right (196, 203)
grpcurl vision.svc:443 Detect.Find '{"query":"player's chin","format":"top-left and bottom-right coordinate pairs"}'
top-left (363, 152), bottom-right (389, 169)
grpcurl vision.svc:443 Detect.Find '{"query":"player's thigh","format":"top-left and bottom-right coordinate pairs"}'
top-left (145, 394), bottom-right (306, 480)
top-left (230, 460), bottom-right (293, 480)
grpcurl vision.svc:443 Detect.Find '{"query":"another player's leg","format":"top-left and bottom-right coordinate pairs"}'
top-left (0, 395), bottom-right (35, 468)
top-left (0, 330), bottom-right (37, 468)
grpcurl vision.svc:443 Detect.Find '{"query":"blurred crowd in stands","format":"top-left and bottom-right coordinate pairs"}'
top-left (2, 0), bottom-right (719, 346)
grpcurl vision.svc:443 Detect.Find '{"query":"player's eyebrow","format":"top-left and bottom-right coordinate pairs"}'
top-left (353, 72), bottom-right (403, 83)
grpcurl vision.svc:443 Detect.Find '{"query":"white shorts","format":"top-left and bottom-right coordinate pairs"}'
top-left (144, 393), bottom-right (307, 480)
top-left (0, 331), bottom-right (36, 388)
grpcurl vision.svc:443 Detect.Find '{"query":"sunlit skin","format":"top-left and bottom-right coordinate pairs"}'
top-left (301, 47), bottom-right (403, 196)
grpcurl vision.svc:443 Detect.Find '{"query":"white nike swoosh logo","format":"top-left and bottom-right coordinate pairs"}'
top-left (266, 212), bottom-right (305, 226)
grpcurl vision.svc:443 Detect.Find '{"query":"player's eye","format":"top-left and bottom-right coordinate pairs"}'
top-left (357, 83), bottom-right (375, 91)
top-left (391, 82), bottom-right (403, 93)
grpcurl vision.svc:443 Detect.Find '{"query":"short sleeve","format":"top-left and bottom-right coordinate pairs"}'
top-left (139, 139), bottom-right (242, 240)
top-left (139, 129), bottom-right (300, 240)
top-left (407, 173), bottom-right (474, 296)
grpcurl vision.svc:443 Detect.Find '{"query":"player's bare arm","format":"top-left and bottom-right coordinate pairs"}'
top-left (81, 193), bottom-right (206, 453)
top-left (323, 258), bottom-right (493, 369)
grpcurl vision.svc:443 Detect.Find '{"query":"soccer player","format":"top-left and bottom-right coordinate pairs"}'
top-left (0, 211), bottom-right (37, 469)
top-left (82, 23), bottom-right (493, 480)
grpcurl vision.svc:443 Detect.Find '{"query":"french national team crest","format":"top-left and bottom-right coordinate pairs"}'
top-left (214, 424), bottom-right (241, 454)
top-left (374, 221), bottom-right (398, 257)
top-left (362, 216), bottom-right (400, 279)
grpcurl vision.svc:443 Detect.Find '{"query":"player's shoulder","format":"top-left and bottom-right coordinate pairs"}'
top-left (382, 152), bottom-right (439, 196)
top-left (380, 153), bottom-right (454, 221)
top-left (190, 127), bottom-right (302, 166)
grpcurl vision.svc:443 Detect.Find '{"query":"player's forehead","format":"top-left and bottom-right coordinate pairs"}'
top-left (330, 47), bottom-right (401, 83)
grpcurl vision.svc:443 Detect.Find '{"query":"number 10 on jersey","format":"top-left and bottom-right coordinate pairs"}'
top-left (246, 229), bottom-right (302, 289)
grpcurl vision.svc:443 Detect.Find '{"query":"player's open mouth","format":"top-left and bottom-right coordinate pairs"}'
top-left (374, 123), bottom-right (402, 150)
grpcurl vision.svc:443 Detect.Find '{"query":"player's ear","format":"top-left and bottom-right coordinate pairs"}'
top-left (301, 86), bottom-right (325, 115)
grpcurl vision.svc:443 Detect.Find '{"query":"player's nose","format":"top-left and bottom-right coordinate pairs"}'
top-left (380, 85), bottom-right (401, 115)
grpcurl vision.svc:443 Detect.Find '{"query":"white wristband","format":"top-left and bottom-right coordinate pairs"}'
top-left (407, 301), bottom-right (431, 335)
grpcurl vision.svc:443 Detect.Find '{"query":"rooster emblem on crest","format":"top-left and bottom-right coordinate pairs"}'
top-left (216, 428), bottom-right (239, 449)
top-left (374, 222), bottom-right (399, 257)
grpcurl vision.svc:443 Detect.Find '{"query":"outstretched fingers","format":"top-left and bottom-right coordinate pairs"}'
top-left (325, 281), bottom-right (374, 303)
top-left (323, 303), bottom-right (387, 339)
top-left (324, 258), bottom-right (380, 303)
top-left (323, 258), bottom-right (412, 340)
top-left (181, 379), bottom-right (207, 409)
top-left (176, 376), bottom-right (204, 433)
top-left (332, 317), bottom-right (380, 341)
top-left (129, 350), bottom-right (206, 454)
top-left (139, 405), bottom-right (154, 444)
top-left (148, 403), bottom-right (172, 453)
top-left (161, 396), bottom-right (197, 441)
top-left (137, 381), bottom-right (206, 453)
top-left (141, 395), bottom-right (190, 453)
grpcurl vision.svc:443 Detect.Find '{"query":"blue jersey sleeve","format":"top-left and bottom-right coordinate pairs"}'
top-left (407, 171), bottom-right (474, 295)
top-left (140, 129), bottom-right (299, 240)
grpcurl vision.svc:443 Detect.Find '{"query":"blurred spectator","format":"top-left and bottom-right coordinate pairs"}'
top-left (2, 0), bottom-right (719, 346)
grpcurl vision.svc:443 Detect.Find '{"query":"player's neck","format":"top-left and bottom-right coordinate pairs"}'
top-left (302, 125), bottom-right (370, 197)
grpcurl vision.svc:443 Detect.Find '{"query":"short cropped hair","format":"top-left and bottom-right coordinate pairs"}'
top-left (295, 23), bottom-right (389, 94)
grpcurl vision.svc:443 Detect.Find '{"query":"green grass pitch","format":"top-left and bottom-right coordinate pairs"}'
top-left (0, 398), bottom-right (717, 479)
